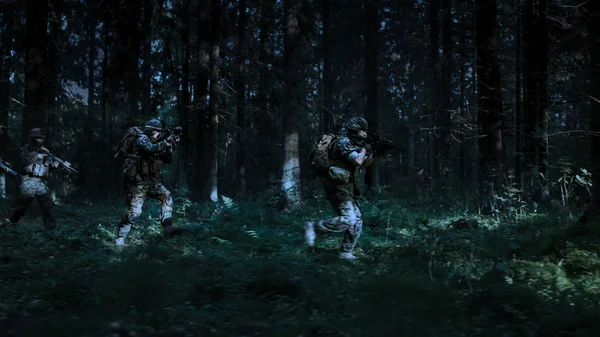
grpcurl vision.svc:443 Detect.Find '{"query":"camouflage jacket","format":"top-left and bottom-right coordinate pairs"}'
top-left (19, 145), bottom-right (56, 179)
top-left (123, 134), bottom-right (172, 182)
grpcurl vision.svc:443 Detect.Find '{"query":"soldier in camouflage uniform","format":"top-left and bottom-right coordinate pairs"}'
top-left (115, 119), bottom-right (185, 246)
top-left (7, 128), bottom-right (62, 229)
top-left (304, 116), bottom-right (374, 259)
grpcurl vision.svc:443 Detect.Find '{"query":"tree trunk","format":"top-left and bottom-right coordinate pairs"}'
top-left (23, 0), bottom-right (49, 139)
top-left (0, 7), bottom-right (13, 164)
top-left (235, 0), bottom-right (247, 195)
top-left (438, 0), bottom-right (452, 193)
top-left (125, 0), bottom-right (141, 121)
top-left (178, 1), bottom-right (190, 195)
top-left (523, 0), bottom-right (536, 196)
top-left (206, 0), bottom-right (221, 203)
top-left (428, 0), bottom-right (440, 196)
top-left (475, 0), bottom-right (504, 197)
top-left (141, 0), bottom-right (153, 118)
top-left (515, 0), bottom-right (523, 189)
top-left (47, 0), bottom-right (61, 148)
top-left (364, 0), bottom-right (379, 189)
top-left (582, 0), bottom-right (600, 221)
top-left (522, 0), bottom-right (549, 201)
top-left (102, 22), bottom-right (113, 194)
top-left (459, 45), bottom-right (466, 195)
top-left (281, 0), bottom-right (303, 211)
top-left (193, 3), bottom-right (211, 201)
top-left (255, 0), bottom-right (276, 191)
top-left (81, 12), bottom-right (96, 195)
top-left (322, 0), bottom-right (333, 133)
top-left (0, 10), bottom-right (4, 200)
top-left (535, 0), bottom-right (549, 200)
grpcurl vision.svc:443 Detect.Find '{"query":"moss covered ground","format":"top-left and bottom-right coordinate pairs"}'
top-left (1, 192), bottom-right (600, 337)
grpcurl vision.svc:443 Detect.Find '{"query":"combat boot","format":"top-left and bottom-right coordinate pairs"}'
top-left (304, 221), bottom-right (316, 247)
top-left (161, 218), bottom-right (185, 238)
top-left (115, 223), bottom-right (132, 246)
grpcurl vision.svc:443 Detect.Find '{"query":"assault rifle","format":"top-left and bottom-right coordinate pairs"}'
top-left (40, 151), bottom-right (78, 174)
top-left (0, 159), bottom-right (17, 176)
top-left (367, 133), bottom-right (400, 157)
top-left (160, 125), bottom-right (183, 144)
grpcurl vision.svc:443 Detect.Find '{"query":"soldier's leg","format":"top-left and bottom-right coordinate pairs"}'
top-left (340, 200), bottom-right (362, 254)
top-left (36, 193), bottom-right (56, 229)
top-left (315, 199), bottom-right (357, 233)
top-left (115, 184), bottom-right (147, 245)
top-left (304, 198), bottom-right (358, 246)
top-left (8, 178), bottom-right (37, 224)
top-left (8, 197), bottom-right (33, 224)
top-left (148, 183), bottom-right (184, 238)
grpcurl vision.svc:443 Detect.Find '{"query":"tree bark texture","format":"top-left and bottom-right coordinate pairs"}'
top-left (23, 0), bottom-right (49, 140)
top-left (206, 0), bottom-right (221, 203)
top-left (281, 0), bottom-right (303, 210)
top-left (236, 0), bottom-right (247, 195)
top-left (364, 0), bottom-right (379, 189)
top-left (475, 0), bottom-right (504, 196)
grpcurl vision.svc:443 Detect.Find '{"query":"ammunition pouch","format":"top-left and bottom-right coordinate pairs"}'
top-left (31, 163), bottom-right (48, 178)
top-left (123, 155), bottom-right (140, 179)
top-left (328, 166), bottom-right (351, 184)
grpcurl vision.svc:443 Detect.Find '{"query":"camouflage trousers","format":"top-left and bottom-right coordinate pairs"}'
top-left (116, 180), bottom-right (173, 240)
top-left (313, 183), bottom-right (363, 253)
top-left (8, 176), bottom-right (56, 229)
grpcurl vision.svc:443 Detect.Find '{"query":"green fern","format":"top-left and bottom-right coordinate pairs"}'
top-left (246, 230), bottom-right (259, 239)
top-left (209, 236), bottom-right (232, 244)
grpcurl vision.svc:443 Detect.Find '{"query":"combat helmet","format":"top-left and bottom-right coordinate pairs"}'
top-left (342, 116), bottom-right (368, 145)
top-left (29, 128), bottom-right (46, 139)
top-left (344, 116), bottom-right (369, 132)
top-left (145, 119), bottom-right (163, 133)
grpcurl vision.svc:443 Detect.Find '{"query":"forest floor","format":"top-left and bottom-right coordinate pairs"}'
top-left (1, 191), bottom-right (600, 337)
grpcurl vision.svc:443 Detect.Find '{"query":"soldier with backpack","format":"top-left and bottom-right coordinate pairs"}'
top-left (113, 119), bottom-right (185, 246)
top-left (305, 116), bottom-right (374, 259)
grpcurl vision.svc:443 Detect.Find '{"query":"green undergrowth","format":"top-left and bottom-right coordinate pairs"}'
top-left (1, 193), bottom-right (600, 337)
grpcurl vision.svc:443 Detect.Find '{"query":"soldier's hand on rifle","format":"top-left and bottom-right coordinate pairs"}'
top-left (52, 161), bottom-right (60, 168)
top-left (364, 143), bottom-right (373, 156)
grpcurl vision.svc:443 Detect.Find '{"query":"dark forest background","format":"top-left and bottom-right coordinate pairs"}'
top-left (3, 0), bottom-right (600, 335)
top-left (1, 0), bottom-right (598, 214)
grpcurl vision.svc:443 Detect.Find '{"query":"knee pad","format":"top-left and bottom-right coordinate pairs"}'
top-left (129, 213), bottom-right (141, 223)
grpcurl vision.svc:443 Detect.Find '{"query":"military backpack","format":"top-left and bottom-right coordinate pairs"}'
top-left (308, 134), bottom-right (338, 177)
top-left (113, 126), bottom-right (145, 159)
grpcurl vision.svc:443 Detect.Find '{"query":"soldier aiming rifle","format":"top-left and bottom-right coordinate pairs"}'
top-left (113, 119), bottom-right (186, 246)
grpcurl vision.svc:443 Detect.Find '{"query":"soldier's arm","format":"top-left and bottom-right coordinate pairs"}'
top-left (20, 147), bottom-right (36, 173)
top-left (337, 138), bottom-right (370, 167)
top-left (38, 147), bottom-right (60, 169)
top-left (360, 144), bottom-right (375, 168)
top-left (134, 135), bottom-right (170, 154)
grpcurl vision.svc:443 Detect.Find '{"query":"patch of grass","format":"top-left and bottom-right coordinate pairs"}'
top-left (1, 196), bottom-right (600, 336)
